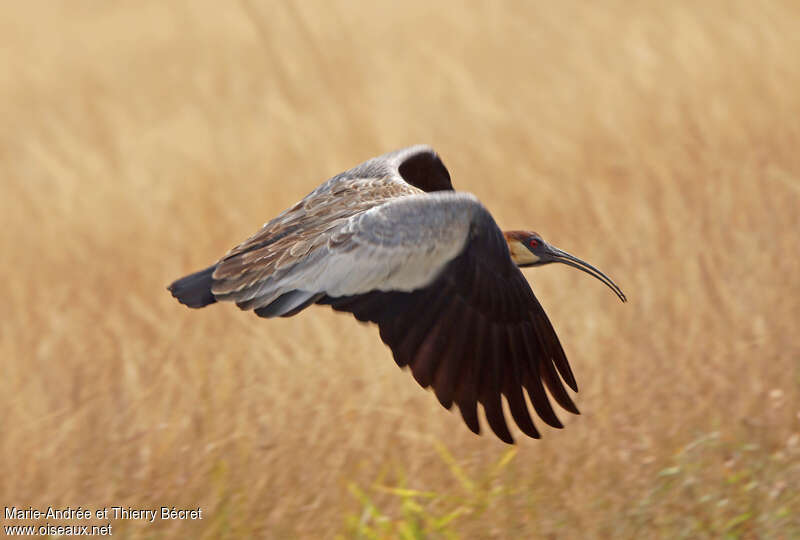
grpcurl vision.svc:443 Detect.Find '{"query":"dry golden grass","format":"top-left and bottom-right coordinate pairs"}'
top-left (2, 1), bottom-right (799, 538)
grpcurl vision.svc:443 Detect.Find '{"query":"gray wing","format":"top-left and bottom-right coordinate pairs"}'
top-left (169, 145), bottom-right (453, 312)
top-left (212, 192), bottom-right (484, 313)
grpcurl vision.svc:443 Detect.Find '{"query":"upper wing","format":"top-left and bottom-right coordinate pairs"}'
top-left (210, 175), bottom-right (420, 308)
top-left (208, 145), bottom-right (453, 308)
top-left (212, 191), bottom-right (480, 311)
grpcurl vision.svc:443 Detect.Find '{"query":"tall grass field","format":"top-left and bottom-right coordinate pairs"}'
top-left (2, 1), bottom-right (798, 538)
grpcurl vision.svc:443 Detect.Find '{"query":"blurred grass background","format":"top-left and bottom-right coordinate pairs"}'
top-left (1, 1), bottom-right (799, 538)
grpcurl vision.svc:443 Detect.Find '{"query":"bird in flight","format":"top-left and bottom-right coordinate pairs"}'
top-left (168, 145), bottom-right (626, 443)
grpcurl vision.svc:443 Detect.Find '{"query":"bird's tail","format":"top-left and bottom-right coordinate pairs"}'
top-left (168, 264), bottom-right (218, 308)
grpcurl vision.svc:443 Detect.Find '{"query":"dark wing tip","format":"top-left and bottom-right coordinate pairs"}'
top-left (494, 424), bottom-right (515, 444)
top-left (396, 148), bottom-right (453, 192)
top-left (168, 264), bottom-right (217, 308)
top-left (457, 401), bottom-right (482, 435)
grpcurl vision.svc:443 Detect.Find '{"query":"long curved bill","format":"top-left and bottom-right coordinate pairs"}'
top-left (545, 246), bottom-right (627, 302)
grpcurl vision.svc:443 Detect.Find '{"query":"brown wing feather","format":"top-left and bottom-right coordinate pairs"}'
top-left (320, 222), bottom-right (579, 443)
top-left (210, 177), bottom-right (421, 305)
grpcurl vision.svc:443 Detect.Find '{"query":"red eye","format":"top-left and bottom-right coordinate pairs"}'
top-left (529, 239), bottom-right (538, 248)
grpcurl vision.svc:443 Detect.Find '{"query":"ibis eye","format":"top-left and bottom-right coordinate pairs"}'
top-left (529, 238), bottom-right (539, 248)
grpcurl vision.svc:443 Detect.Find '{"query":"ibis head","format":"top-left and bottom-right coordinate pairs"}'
top-left (504, 230), bottom-right (627, 303)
